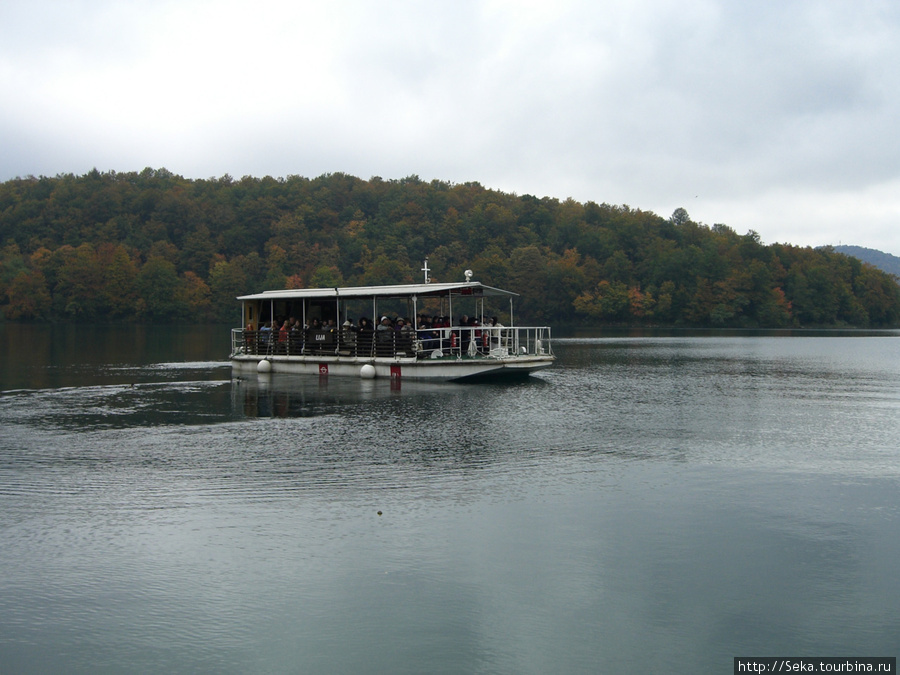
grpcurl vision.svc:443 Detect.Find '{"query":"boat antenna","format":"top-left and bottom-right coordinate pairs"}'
top-left (422, 258), bottom-right (431, 283)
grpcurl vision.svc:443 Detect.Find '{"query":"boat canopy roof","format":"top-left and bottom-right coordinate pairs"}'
top-left (237, 281), bottom-right (517, 302)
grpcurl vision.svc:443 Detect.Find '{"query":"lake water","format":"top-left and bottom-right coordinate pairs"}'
top-left (1, 325), bottom-right (899, 673)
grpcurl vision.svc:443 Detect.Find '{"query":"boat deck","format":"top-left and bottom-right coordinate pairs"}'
top-left (232, 325), bottom-right (552, 361)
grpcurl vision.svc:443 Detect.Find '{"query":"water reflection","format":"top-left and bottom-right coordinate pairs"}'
top-left (0, 323), bottom-right (233, 391)
top-left (232, 371), bottom-right (544, 419)
top-left (547, 336), bottom-right (900, 476)
top-left (2, 326), bottom-right (900, 673)
top-left (1, 378), bottom-right (234, 430)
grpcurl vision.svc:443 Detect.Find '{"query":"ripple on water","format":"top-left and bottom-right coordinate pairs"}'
top-left (2, 336), bottom-right (900, 673)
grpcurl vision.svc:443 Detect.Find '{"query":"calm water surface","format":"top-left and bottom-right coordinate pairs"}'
top-left (1, 325), bottom-right (899, 673)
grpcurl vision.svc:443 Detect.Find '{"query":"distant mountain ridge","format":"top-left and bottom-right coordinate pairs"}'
top-left (833, 246), bottom-right (900, 278)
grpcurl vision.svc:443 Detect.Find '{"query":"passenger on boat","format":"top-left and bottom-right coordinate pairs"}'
top-left (393, 318), bottom-right (412, 355)
top-left (244, 323), bottom-right (256, 354)
top-left (488, 316), bottom-right (504, 349)
top-left (259, 321), bottom-right (273, 343)
top-left (470, 318), bottom-right (484, 354)
top-left (357, 317), bottom-right (374, 356)
top-left (427, 316), bottom-right (447, 351)
top-left (416, 316), bottom-right (432, 350)
top-left (458, 314), bottom-right (471, 354)
top-left (276, 321), bottom-right (289, 353)
top-left (423, 317), bottom-right (441, 351)
top-left (376, 316), bottom-right (393, 341)
top-left (341, 319), bottom-right (357, 344)
top-left (257, 321), bottom-right (273, 354)
top-left (375, 316), bottom-right (395, 356)
top-left (289, 317), bottom-right (303, 353)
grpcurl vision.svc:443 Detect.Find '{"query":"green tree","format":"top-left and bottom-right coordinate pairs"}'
top-left (180, 224), bottom-right (217, 276)
top-left (5, 269), bottom-right (52, 319)
top-left (855, 264), bottom-right (900, 326)
top-left (208, 256), bottom-right (260, 321)
top-left (101, 244), bottom-right (139, 318)
top-left (177, 271), bottom-right (212, 319)
top-left (0, 241), bottom-right (28, 292)
top-left (359, 255), bottom-right (411, 286)
top-left (309, 265), bottom-right (345, 288)
top-left (508, 245), bottom-right (549, 321)
top-left (574, 280), bottom-right (630, 321)
top-left (545, 249), bottom-right (586, 321)
top-left (137, 257), bottom-right (182, 320)
top-left (55, 243), bottom-right (104, 318)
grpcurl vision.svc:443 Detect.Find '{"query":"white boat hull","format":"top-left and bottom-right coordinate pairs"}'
top-left (231, 353), bottom-right (554, 381)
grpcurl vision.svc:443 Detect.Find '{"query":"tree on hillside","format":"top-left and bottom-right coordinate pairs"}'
top-left (0, 171), bottom-right (898, 327)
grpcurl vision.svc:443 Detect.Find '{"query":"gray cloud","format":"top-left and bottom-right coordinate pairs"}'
top-left (2, 0), bottom-right (899, 254)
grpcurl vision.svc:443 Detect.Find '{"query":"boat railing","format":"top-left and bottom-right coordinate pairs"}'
top-left (412, 326), bottom-right (553, 359)
top-left (231, 326), bottom-right (552, 360)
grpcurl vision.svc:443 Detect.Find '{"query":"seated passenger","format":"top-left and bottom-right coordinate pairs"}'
top-left (342, 319), bottom-right (357, 346)
top-left (259, 320), bottom-right (273, 343)
top-left (376, 316), bottom-right (393, 341)
top-left (419, 317), bottom-right (439, 351)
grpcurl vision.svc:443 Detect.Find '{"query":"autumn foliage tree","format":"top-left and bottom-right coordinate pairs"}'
top-left (0, 169), bottom-right (898, 327)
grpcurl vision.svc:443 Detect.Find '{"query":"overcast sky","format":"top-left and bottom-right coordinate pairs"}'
top-left (2, 0), bottom-right (899, 255)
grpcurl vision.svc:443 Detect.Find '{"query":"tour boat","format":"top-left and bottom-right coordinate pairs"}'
top-left (230, 266), bottom-right (554, 381)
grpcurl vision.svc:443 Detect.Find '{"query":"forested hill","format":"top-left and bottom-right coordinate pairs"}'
top-left (832, 246), bottom-right (900, 279)
top-left (1, 169), bottom-right (899, 327)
